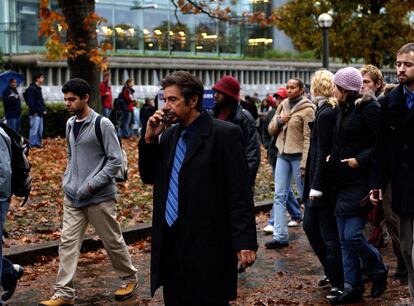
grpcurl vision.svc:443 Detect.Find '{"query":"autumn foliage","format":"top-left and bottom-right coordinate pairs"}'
top-left (38, 0), bottom-right (111, 70)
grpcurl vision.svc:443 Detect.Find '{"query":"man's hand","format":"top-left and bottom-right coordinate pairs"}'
top-left (341, 158), bottom-right (359, 169)
top-left (237, 250), bottom-right (256, 270)
top-left (369, 189), bottom-right (383, 205)
top-left (145, 110), bottom-right (168, 144)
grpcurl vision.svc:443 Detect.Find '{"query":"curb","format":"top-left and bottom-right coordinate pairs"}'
top-left (4, 200), bottom-right (273, 266)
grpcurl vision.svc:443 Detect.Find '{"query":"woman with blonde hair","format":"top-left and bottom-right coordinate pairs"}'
top-left (303, 69), bottom-right (343, 298)
top-left (265, 77), bottom-right (315, 249)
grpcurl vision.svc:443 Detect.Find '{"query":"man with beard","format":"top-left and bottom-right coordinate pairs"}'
top-left (139, 71), bottom-right (257, 305)
top-left (39, 78), bottom-right (138, 306)
top-left (212, 76), bottom-right (260, 188)
top-left (370, 42), bottom-right (414, 302)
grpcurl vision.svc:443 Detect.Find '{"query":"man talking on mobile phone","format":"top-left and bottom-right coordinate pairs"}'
top-left (370, 42), bottom-right (414, 302)
top-left (139, 71), bottom-right (257, 306)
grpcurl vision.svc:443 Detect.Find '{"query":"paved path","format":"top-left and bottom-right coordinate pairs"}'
top-left (9, 216), bottom-right (410, 305)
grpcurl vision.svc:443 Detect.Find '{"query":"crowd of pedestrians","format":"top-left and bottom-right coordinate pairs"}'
top-left (1, 41), bottom-right (414, 305)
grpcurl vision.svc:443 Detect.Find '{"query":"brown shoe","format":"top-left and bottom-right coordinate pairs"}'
top-left (114, 281), bottom-right (138, 301)
top-left (38, 294), bottom-right (74, 306)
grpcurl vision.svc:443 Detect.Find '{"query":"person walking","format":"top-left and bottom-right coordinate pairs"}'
top-left (26, 72), bottom-right (45, 148)
top-left (370, 42), bottom-right (414, 303)
top-left (39, 78), bottom-right (138, 306)
top-left (212, 75), bottom-right (261, 188)
top-left (2, 78), bottom-right (22, 133)
top-left (361, 64), bottom-right (407, 277)
top-left (118, 79), bottom-right (135, 138)
top-left (265, 78), bottom-right (315, 249)
top-left (328, 67), bottom-right (387, 305)
top-left (139, 97), bottom-right (156, 138)
top-left (99, 72), bottom-right (113, 118)
top-left (0, 126), bottom-right (24, 303)
top-left (139, 71), bottom-right (257, 306)
top-left (262, 87), bottom-right (301, 234)
top-left (302, 70), bottom-right (343, 297)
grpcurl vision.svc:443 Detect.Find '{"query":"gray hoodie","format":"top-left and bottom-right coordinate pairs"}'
top-left (63, 110), bottom-right (122, 207)
top-left (0, 127), bottom-right (11, 202)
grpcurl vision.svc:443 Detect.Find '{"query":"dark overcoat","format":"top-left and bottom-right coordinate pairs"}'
top-left (139, 112), bottom-right (258, 304)
top-left (331, 94), bottom-right (380, 215)
top-left (304, 100), bottom-right (338, 208)
top-left (371, 84), bottom-right (414, 215)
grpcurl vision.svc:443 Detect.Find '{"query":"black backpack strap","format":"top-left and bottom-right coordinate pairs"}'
top-left (95, 115), bottom-right (106, 156)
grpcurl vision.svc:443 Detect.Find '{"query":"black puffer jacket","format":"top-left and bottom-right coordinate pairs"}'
top-left (331, 93), bottom-right (380, 215)
top-left (214, 103), bottom-right (260, 187)
top-left (227, 105), bottom-right (261, 187)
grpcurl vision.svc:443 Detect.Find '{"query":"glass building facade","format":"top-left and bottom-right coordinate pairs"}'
top-left (0, 0), bottom-right (276, 57)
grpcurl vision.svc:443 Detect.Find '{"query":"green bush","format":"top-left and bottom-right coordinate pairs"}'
top-left (0, 101), bottom-right (70, 138)
top-left (264, 49), bottom-right (316, 60)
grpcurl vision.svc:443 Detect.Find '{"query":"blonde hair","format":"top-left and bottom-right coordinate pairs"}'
top-left (310, 69), bottom-right (337, 107)
top-left (360, 64), bottom-right (384, 92)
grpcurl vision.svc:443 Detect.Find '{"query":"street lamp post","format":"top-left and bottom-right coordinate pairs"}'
top-left (317, 13), bottom-right (333, 70)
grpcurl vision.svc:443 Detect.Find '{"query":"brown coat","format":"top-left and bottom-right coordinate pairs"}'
top-left (268, 96), bottom-right (315, 169)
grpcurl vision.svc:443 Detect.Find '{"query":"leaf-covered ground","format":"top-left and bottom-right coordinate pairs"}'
top-left (9, 215), bottom-right (409, 305)
top-left (5, 137), bottom-right (274, 247)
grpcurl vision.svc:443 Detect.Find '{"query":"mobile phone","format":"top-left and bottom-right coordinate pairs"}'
top-left (373, 189), bottom-right (380, 200)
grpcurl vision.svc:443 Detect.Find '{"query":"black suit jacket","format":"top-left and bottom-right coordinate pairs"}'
top-left (371, 84), bottom-right (414, 215)
top-left (139, 112), bottom-right (258, 303)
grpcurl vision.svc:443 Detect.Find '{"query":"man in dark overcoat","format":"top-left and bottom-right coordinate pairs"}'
top-left (370, 42), bottom-right (414, 301)
top-left (139, 71), bottom-right (258, 306)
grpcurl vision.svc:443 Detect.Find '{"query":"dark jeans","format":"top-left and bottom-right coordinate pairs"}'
top-left (303, 206), bottom-right (343, 288)
top-left (119, 111), bottom-right (132, 138)
top-left (5, 117), bottom-right (21, 134)
top-left (336, 215), bottom-right (386, 290)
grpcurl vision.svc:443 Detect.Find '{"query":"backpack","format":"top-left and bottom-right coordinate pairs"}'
top-left (95, 115), bottom-right (128, 182)
top-left (0, 123), bottom-right (32, 206)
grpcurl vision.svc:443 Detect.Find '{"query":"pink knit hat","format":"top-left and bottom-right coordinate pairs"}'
top-left (334, 67), bottom-right (363, 92)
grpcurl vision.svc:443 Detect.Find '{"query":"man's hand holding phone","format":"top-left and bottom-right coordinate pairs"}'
top-left (145, 109), bottom-right (169, 144)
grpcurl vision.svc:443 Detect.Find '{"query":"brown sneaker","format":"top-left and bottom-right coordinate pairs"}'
top-left (38, 294), bottom-right (74, 306)
top-left (114, 281), bottom-right (138, 301)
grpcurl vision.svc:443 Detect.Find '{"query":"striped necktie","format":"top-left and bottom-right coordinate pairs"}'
top-left (165, 130), bottom-right (187, 226)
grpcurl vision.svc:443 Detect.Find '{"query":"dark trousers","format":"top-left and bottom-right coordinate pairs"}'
top-left (303, 206), bottom-right (343, 288)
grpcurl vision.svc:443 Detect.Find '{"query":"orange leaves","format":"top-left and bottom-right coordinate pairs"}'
top-left (38, 1), bottom-right (111, 70)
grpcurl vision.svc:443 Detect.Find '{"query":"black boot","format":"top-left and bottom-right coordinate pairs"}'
top-left (329, 287), bottom-right (363, 305)
top-left (371, 265), bottom-right (388, 298)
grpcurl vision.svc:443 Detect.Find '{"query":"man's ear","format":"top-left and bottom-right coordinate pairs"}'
top-left (84, 94), bottom-right (90, 104)
top-left (189, 95), bottom-right (198, 109)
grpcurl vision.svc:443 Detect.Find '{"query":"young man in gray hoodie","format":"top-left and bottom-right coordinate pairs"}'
top-left (39, 78), bottom-right (137, 306)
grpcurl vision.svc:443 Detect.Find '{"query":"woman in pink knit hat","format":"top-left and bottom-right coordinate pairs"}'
top-left (328, 67), bottom-right (388, 305)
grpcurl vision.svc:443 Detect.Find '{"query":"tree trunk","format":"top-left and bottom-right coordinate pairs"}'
top-left (58, 0), bottom-right (101, 112)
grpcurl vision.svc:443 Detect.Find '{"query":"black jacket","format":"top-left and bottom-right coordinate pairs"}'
top-left (304, 100), bottom-right (338, 208)
top-left (26, 83), bottom-right (45, 116)
top-left (224, 105), bottom-right (261, 187)
top-left (139, 112), bottom-right (257, 303)
top-left (2, 86), bottom-right (21, 119)
top-left (371, 84), bottom-right (414, 215)
top-left (262, 108), bottom-right (277, 168)
top-left (331, 93), bottom-right (380, 215)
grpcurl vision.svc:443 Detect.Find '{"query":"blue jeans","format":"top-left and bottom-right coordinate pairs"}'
top-left (6, 117), bottom-right (21, 134)
top-left (119, 111), bottom-right (132, 138)
top-left (273, 157), bottom-right (303, 243)
top-left (102, 108), bottom-right (112, 118)
top-left (336, 215), bottom-right (386, 290)
top-left (29, 115), bottom-right (43, 147)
